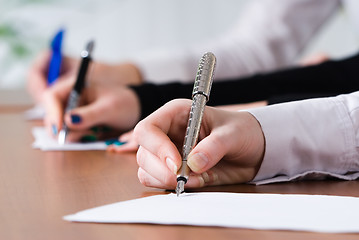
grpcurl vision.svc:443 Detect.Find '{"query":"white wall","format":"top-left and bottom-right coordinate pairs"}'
top-left (0, 0), bottom-right (357, 88)
top-left (300, 9), bottom-right (358, 59)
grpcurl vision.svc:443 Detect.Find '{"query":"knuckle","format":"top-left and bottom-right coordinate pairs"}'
top-left (157, 144), bottom-right (173, 164)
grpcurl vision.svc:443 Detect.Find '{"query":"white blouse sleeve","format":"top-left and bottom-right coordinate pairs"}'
top-left (132, 0), bottom-right (339, 83)
top-left (247, 92), bottom-right (359, 185)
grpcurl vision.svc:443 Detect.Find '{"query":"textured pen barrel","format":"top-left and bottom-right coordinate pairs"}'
top-left (192, 52), bottom-right (216, 99)
top-left (177, 52), bottom-right (216, 181)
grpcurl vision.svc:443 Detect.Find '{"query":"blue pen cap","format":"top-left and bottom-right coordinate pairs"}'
top-left (51, 29), bottom-right (64, 51)
top-left (47, 29), bottom-right (64, 86)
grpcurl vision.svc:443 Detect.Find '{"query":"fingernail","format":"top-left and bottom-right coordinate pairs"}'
top-left (201, 172), bottom-right (210, 183)
top-left (114, 141), bottom-right (126, 146)
top-left (197, 175), bottom-right (205, 187)
top-left (166, 157), bottom-right (177, 175)
top-left (71, 114), bottom-right (82, 124)
top-left (201, 171), bottom-right (218, 184)
top-left (102, 126), bottom-right (112, 132)
top-left (187, 152), bottom-right (208, 172)
top-left (52, 124), bottom-right (58, 135)
top-left (91, 126), bottom-right (113, 133)
top-left (105, 138), bottom-right (117, 145)
top-left (80, 135), bottom-right (97, 143)
top-left (105, 139), bottom-right (126, 146)
top-left (212, 172), bottom-right (219, 183)
top-left (91, 126), bottom-right (100, 133)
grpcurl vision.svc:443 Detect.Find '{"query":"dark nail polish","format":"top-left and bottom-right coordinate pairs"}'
top-left (105, 138), bottom-right (117, 145)
top-left (71, 114), bottom-right (82, 124)
top-left (52, 124), bottom-right (58, 135)
top-left (80, 135), bottom-right (97, 143)
top-left (102, 126), bottom-right (113, 132)
top-left (91, 126), bottom-right (100, 133)
top-left (114, 141), bottom-right (126, 146)
top-left (105, 139), bottom-right (126, 146)
top-left (91, 126), bottom-right (113, 133)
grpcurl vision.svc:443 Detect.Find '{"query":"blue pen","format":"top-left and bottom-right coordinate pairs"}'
top-left (47, 29), bottom-right (64, 86)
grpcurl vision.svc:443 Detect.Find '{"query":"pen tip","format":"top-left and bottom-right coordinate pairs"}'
top-left (58, 130), bottom-right (66, 145)
top-left (175, 180), bottom-right (185, 197)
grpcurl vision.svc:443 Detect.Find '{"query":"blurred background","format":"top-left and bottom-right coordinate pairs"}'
top-left (0, 0), bottom-right (357, 89)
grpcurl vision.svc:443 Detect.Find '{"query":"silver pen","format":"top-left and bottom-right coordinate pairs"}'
top-left (175, 52), bottom-right (216, 196)
top-left (58, 40), bottom-right (95, 144)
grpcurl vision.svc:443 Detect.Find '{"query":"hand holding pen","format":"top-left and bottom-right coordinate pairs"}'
top-left (27, 29), bottom-right (79, 103)
top-left (57, 40), bottom-right (94, 144)
top-left (42, 43), bottom-right (142, 144)
top-left (134, 53), bottom-right (265, 190)
top-left (27, 29), bottom-right (142, 105)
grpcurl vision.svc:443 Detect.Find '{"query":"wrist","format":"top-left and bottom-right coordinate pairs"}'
top-left (89, 62), bottom-right (143, 86)
top-left (234, 111), bottom-right (265, 181)
top-left (114, 87), bottom-right (141, 130)
top-left (119, 63), bottom-right (143, 85)
top-left (126, 88), bottom-right (141, 129)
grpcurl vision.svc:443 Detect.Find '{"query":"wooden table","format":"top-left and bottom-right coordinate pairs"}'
top-left (1, 92), bottom-right (359, 240)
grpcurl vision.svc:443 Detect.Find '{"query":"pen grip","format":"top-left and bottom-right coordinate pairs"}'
top-left (182, 94), bottom-right (207, 159)
top-left (65, 90), bottom-right (80, 113)
top-left (178, 94), bottom-right (207, 179)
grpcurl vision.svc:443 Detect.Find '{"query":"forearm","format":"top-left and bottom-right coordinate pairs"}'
top-left (133, 0), bottom-right (339, 83)
top-left (130, 52), bottom-right (359, 120)
top-left (129, 79), bottom-right (271, 120)
top-left (89, 62), bottom-right (143, 86)
top-left (247, 92), bottom-right (359, 185)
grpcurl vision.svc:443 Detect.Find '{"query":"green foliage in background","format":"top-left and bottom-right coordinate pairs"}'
top-left (0, 0), bottom-right (56, 86)
top-left (0, 24), bottom-right (30, 57)
top-left (0, 0), bottom-right (56, 58)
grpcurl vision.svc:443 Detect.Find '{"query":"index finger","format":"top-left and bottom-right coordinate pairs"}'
top-left (133, 99), bottom-right (192, 172)
top-left (27, 50), bottom-right (51, 102)
top-left (43, 78), bottom-right (74, 136)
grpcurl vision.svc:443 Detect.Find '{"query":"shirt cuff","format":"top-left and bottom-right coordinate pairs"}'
top-left (245, 96), bottom-right (359, 185)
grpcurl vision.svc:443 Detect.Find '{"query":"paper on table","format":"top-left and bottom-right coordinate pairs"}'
top-left (32, 127), bottom-right (107, 151)
top-left (64, 192), bottom-right (359, 233)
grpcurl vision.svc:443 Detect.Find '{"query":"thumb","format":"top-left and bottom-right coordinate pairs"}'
top-left (187, 132), bottom-right (227, 174)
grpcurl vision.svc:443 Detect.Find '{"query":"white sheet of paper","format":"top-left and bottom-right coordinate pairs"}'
top-left (64, 192), bottom-right (359, 233)
top-left (32, 127), bottom-right (107, 151)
